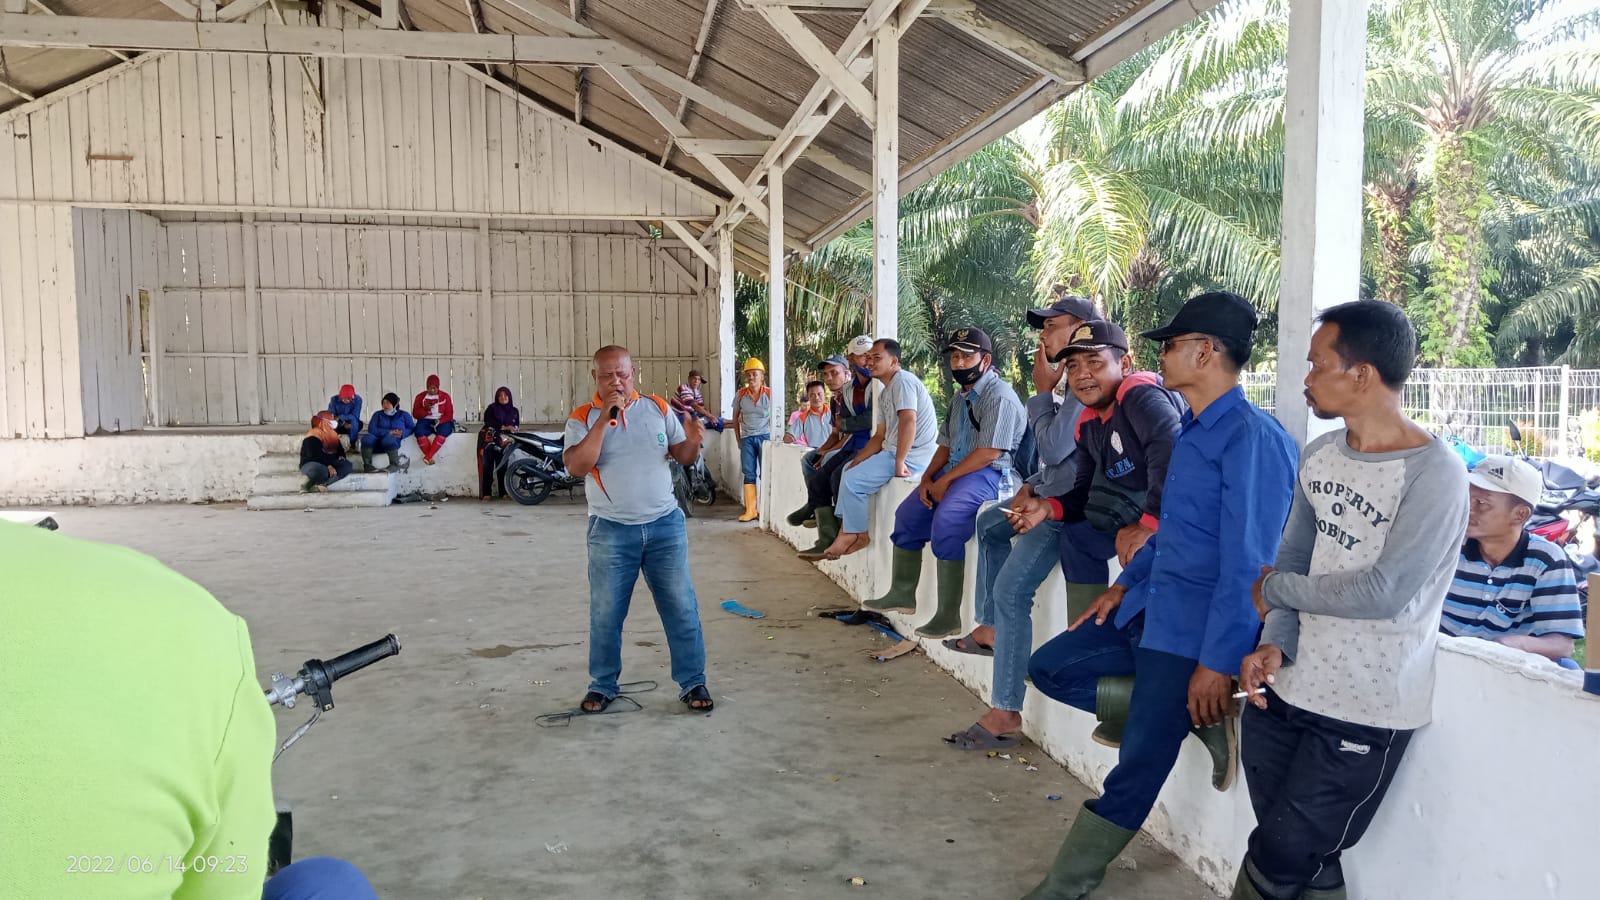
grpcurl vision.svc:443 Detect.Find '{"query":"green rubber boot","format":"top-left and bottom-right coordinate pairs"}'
top-left (360, 444), bottom-right (376, 473)
top-left (786, 503), bottom-right (815, 527)
top-left (1192, 718), bottom-right (1238, 791)
top-left (797, 508), bottom-right (839, 561)
top-left (1228, 868), bottom-right (1266, 900)
top-left (1020, 802), bottom-right (1137, 900)
top-left (864, 547), bottom-right (922, 611)
top-left (1303, 885), bottom-right (1348, 900)
top-left (1065, 582), bottom-right (1108, 623)
top-left (915, 559), bottom-right (966, 638)
top-left (1090, 675), bottom-right (1135, 748)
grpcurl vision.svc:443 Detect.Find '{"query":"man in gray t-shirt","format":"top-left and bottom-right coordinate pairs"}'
top-left (823, 338), bottom-right (939, 560)
top-left (1232, 303), bottom-right (1469, 900)
top-left (563, 345), bottom-right (715, 715)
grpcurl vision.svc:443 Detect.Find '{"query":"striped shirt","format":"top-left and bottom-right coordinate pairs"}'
top-left (1440, 532), bottom-right (1585, 640)
top-left (937, 367), bottom-right (1027, 471)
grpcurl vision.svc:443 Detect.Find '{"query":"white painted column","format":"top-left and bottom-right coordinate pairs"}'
top-left (242, 213), bottom-right (261, 425)
top-left (871, 15), bottom-right (899, 340)
top-left (717, 226), bottom-right (737, 418)
top-left (1274, 0), bottom-right (1367, 445)
top-left (478, 220), bottom-right (493, 412)
top-left (768, 162), bottom-right (787, 435)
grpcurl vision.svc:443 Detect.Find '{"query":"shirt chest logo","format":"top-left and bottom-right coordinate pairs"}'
top-left (1110, 431), bottom-right (1124, 454)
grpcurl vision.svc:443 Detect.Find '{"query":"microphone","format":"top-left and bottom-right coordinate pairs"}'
top-left (607, 405), bottom-right (620, 427)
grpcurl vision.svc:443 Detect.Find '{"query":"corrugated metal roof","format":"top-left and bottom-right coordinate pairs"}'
top-left (0, 0), bottom-right (1214, 270)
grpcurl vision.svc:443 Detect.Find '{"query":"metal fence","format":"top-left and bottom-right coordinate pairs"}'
top-left (1241, 367), bottom-right (1600, 458)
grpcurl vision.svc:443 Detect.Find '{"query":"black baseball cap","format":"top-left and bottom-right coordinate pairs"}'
top-left (1141, 291), bottom-right (1258, 345)
top-left (1062, 319), bottom-right (1129, 355)
top-left (1027, 294), bottom-right (1100, 329)
top-left (944, 327), bottom-right (994, 355)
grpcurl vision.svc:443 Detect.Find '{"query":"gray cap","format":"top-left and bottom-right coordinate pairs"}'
top-left (821, 354), bottom-right (850, 370)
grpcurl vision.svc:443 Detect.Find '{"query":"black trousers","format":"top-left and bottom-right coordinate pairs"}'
top-left (804, 446), bottom-right (855, 508)
top-left (1239, 688), bottom-right (1413, 899)
top-left (480, 442), bottom-right (506, 497)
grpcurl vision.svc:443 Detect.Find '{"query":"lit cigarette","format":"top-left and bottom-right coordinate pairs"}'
top-left (1232, 688), bottom-right (1266, 700)
top-left (1000, 507), bottom-right (1024, 517)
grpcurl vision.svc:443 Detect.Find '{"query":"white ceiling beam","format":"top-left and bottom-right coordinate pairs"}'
top-left (758, 6), bottom-right (874, 123)
top-left (0, 77), bottom-right (36, 101)
top-left (740, 0), bottom-right (966, 12)
top-left (568, 0), bottom-right (585, 125)
top-left (660, 0), bottom-right (721, 168)
top-left (156, 0), bottom-right (201, 19)
top-left (217, 0), bottom-right (272, 21)
top-left (4, 0), bottom-right (26, 14)
top-left (801, 146), bottom-right (871, 189)
top-left (928, 0), bottom-right (1084, 85)
top-left (26, 1), bottom-right (128, 61)
top-left (663, 219), bottom-right (719, 271)
top-left (675, 138), bottom-right (771, 156)
top-left (492, 0), bottom-right (782, 139)
top-left (603, 63), bottom-right (770, 225)
top-left (0, 14), bottom-right (630, 64)
top-left (379, 0), bottom-right (399, 28)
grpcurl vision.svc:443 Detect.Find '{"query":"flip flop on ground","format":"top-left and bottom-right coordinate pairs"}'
top-left (943, 723), bottom-right (1020, 751)
top-left (942, 634), bottom-right (994, 657)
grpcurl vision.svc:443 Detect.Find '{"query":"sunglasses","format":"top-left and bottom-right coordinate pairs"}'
top-left (1159, 337), bottom-right (1211, 355)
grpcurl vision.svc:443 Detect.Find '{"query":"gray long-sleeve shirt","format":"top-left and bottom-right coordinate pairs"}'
top-left (1260, 431), bottom-right (1469, 730)
top-left (1024, 390), bottom-right (1083, 498)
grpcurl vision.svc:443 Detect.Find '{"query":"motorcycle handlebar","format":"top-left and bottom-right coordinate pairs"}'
top-left (325, 634), bottom-right (401, 682)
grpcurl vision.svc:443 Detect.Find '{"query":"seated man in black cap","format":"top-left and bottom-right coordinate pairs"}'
top-left (1018, 292), bottom-right (1298, 900)
top-left (861, 327), bottom-right (1028, 640)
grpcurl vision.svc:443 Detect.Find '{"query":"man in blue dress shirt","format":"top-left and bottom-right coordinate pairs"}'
top-left (1021, 292), bottom-right (1299, 900)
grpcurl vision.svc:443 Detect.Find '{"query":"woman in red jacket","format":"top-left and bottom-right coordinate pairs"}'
top-left (411, 374), bottom-right (457, 465)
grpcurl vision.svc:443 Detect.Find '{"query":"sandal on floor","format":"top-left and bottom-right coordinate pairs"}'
top-left (681, 685), bottom-right (714, 712)
top-left (943, 723), bottom-right (1020, 751)
top-left (942, 634), bottom-right (994, 657)
top-left (580, 691), bottom-right (614, 713)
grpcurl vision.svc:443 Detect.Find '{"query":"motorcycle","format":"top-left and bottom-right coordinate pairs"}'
top-left (501, 431), bottom-right (586, 505)
top-left (263, 634), bottom-right (402, 876)
top-left (671, 454), bottom-right (718, 517)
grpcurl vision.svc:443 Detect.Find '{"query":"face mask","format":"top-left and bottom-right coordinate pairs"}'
top-left (951, 364), bottom-right (985, 387)
top-left (854, 365), bottom-right (872, 379)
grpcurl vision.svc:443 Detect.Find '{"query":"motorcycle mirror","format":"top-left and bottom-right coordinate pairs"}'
top-left (1507, 421), bottom-right (1524, 444)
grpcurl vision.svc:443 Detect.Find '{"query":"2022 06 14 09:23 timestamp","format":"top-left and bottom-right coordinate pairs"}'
top-left (66, 855), bottom-right (250, 875)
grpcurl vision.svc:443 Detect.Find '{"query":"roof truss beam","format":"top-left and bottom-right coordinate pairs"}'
top-left (756, 6), bottom-right (875, 123)
top-left (928, 0), bottom-right (1084, 85)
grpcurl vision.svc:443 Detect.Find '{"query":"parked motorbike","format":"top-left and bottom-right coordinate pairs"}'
top-left (263, 634), bottom-right (402, 876)
top-left (502, 431), bottom-right (586, 505)
top-left (671, 454), bottom-right (718, 517)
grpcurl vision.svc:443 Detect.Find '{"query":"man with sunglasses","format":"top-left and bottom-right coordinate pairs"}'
top-left (1021, 292), bottom-right (1298, 900)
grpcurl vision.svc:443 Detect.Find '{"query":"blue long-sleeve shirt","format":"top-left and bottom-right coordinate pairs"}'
top-left (1113, 385), bottom-right (1298, 674)
top-left (329, 394), bottom-right (363, 430)
top-left (367, 408), bottom-right (415, 440)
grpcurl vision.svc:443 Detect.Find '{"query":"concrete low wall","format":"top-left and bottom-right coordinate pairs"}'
top-left (757, 440), bottom-right (1600, 899)
top-left (0, 428), bottom-right (499, 505)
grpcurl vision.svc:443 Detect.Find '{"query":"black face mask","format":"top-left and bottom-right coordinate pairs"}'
top-left (951, 363), bottom-right (986, 387)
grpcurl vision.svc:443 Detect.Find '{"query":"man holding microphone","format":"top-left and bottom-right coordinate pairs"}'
top-left (564, 345), bottom-right (714, 715)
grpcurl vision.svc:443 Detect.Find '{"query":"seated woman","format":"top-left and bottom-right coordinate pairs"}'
top-left (301, 412), bottom-right (353, 492)
top-left (411, 374), bottom-right (457, 465)
top-left (328, 384), bottom-right (363, 448)
top-left (478, 386), bottom-right (520, 500)
top-left (361, 393), bottom-right (415, 472)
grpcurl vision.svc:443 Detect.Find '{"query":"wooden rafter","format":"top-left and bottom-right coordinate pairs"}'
top-left (659, 0), bottom-right (721, 168)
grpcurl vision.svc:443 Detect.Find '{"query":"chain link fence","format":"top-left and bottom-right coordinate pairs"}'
top-left (1240, 367), bottom-right (1600, 459)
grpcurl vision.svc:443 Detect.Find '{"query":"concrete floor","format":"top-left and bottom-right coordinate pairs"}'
top-left (53, 500), bottom-right (1217, 900)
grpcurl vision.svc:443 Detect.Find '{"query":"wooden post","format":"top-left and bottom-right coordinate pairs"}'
top-left (718, 226), bottom-right (736, 418)
top-left (768, 163), bottom-right (786, 437)
top-left (871, 14), bottom-right (898, 339)
top-left (478, 219), bottom-right (493, 412)
top-left (242, 213), bottom-right (261, 424)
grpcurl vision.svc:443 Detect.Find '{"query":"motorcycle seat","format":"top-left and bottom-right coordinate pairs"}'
top-left (530, 431), bottom-right (565, 444)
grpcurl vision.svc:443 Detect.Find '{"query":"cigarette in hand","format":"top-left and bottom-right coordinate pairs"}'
top-left (1000, 507), bottom-right (1023, 517)
top-left (1231, 687), bottom-right (1267, 700)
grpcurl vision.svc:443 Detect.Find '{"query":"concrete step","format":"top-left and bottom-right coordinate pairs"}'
top-left (247, 490), bottom-right (392, 511)
top-left (258, 452), bottom-right (407, 476)
top-left (252, 471), bottom-right (393, 495)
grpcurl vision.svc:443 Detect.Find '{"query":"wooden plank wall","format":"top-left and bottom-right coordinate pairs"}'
top-left (158, 219), bottom-right (714, 426)
top-left (0, 41), bottom-right (717, 220)
top-left (72, 208), bottom-right (159, 434)
top-left (0, 204), bottom-right (82, 438)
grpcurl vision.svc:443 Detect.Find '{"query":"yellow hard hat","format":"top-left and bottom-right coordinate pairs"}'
top-left (743, 358), bottom-right (766, 372)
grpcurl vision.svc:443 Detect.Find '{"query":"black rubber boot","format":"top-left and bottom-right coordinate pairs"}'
top-left (1020, 802), bottom-right (1137, 900)
top-left (864, 547), bottom-right (922, 611)
top-left (797, 508), bottom-right (839, 560)
top-left (786, 503), bottom-right (815, 527)
top-left (914, 559), bottom-right (966, 638)
top-left (1090, 675), bottom-right (1135, 748)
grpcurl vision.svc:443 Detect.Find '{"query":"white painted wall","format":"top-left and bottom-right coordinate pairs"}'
top-left (0, 203), bottom-right (81, 438)
top-left (0, 39), bottom-right (717, 220)
top-left (73, 208), bottom-right (159, 435)
top-left (758, 440), bottom-right (1600, 899)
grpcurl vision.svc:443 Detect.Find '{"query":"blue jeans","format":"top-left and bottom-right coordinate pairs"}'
top-left (262, 856), bottom-right (377, 900)
top-left (836, 449), bottom-right (930, 533)
top-left (974, 504), bottom-right (1064, 711)
top-left (413, 419), bottom-right (455, 438)
top-left (889, 466), bottom-right (1001, 560)
top-left (739, 433), bottom-right (768, 484)
top-left (1028, 612), bottom-right (1200, 831)
top-left (1059, 519), bottom-right (1117, 585)
top-left (300, 459), bottom-right (351, 486)
top-left (586, 508), bottom-right (707, 700)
